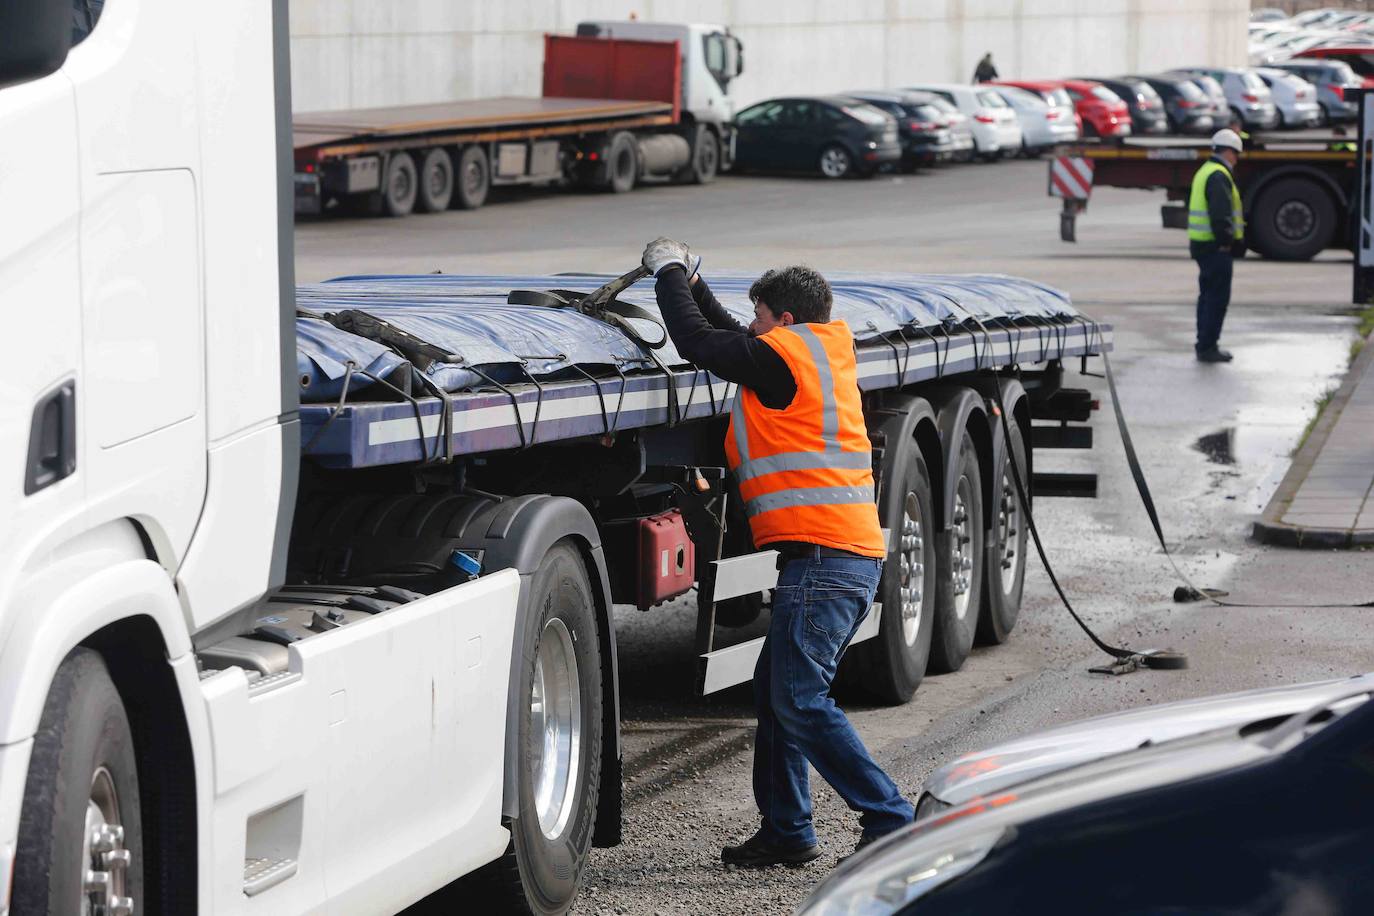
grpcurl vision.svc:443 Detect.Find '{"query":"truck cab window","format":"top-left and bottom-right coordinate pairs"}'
top-left (72, 0), bottom-right (105, 46)
top-left (702, 32), bottom-right (738, 88)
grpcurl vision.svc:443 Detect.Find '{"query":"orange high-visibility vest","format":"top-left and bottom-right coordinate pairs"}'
top-left (724, 321), bottom-right (886, 558)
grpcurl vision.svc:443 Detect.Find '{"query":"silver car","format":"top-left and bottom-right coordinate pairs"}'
top-left (985, 84), bottom-right (1079, 153)
top-left (1255, 67), bottom-right (1323, 128)
top-left (1176, 66), bottom-right (1280, 129)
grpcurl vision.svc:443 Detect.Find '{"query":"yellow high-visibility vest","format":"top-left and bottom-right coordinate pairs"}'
top-left (1187, 160), bottom-right (1243, 242)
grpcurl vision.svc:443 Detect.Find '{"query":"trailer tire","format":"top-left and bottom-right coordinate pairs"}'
top-left (929, 430), bottom-right (984, 674)
top-left (1249, 177), bottom-right (1337, 261)
top-left (685, 126), bottom-right (720, 184)
top-left (417, 148), bottom-right (455, 212)
top-left (978, 417), bottom-right (1027, 645)
top-left (453, 145), bottom-right (491, 210)
top-left (382, 151), bottom-right (419, 217)
top-left (606, 132), bottom-right (638, 193)
top-left (484, 541), bottom-right (602, 915)
top-left (14, 649), bottom-right (144, 916)
top-left (841, 434), bottom-right (936, 703)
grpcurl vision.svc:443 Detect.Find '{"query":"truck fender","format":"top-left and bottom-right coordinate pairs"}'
top-left (866, 391), bottom-right (941, 526)
top-left (0, 522), bottom-right (192, 746)
top-left (970, 377), bottom-right (1031, 499)
top-left (924, 386), bottom-right (994, 534)
top-left (446, 495), bottom-right (622, 845)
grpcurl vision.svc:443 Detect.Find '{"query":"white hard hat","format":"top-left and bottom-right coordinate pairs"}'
top-left (1211, 128), bottom-right (1243, 153)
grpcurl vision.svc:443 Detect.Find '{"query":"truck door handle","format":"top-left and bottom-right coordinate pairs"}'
top-left (25, 380), bottom-right (76, 495)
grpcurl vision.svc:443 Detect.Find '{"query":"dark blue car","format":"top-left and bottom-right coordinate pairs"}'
top-left (731, 96), bottom-right (902, 178)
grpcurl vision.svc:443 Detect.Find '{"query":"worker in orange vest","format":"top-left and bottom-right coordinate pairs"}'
top-left (642, 238), bottom-right (915, 866)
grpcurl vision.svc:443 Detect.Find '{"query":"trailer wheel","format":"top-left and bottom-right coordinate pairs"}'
top-left (1249, 177), bottom-right (1337, 261)
top-left (929, 430), bottom-right (984, 673)
top-left (685, 126), bottom-right (719, 184)
top-left (606, 132), bottom-right (638, 193)
top-left (453, 145), bottom-right (491, 210)
top-left (978, 417), bottom-right (1027, 645)
top-left (382, 151), bottom-right (418, 217)
top-left (416, 148), bottom-right (454, 212)
top-left (841, 431), bottom-right (936, 703)
top-left (484, 541), bottom-right (602, 915)
top-left (14, 649), bottom-right (143, 916)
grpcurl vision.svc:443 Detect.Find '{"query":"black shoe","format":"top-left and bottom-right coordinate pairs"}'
top-left (836, 834), bottom-right (879, 865)
top-left (721, 830), bottom-right (822, 868)
top-left (1196, 347), bottom-right (1233, 363)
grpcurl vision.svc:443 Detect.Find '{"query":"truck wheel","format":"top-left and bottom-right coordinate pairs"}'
top-left (606, 132), bottom-right (638, 193)
top-left (383, 151), bottom-right (418, 217)
top-left (453, 145), bottom-right (491, 210)
top-left (818, 144), bottom-right (852, 178)
top-left (486, 541), bottom-right (602, 915)
top-left (1249, 178), bottom-right (1337, 261)
top-left (14, 649), bottom-right (143, 916)
top-left (416, 148), bottom-right (454, 212)
top-left (929, 430), bottom-right (984, 674)
top-left (686, 126), bottom-right (719, 184)
top-left (841, 433), bottom-right (936, 703)
top-left (978, 417), bottom-right (1028, 645)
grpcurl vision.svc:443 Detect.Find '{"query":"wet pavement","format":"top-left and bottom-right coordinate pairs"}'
top-left (296, 158), bottom-right (1370, 915)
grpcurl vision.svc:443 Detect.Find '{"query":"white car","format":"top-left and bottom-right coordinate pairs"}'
top-left (903, 83), bottom-right (1022, 159)
top-left (1256, 67), bottom-right (1323, 128)
top-left (984, 84), bottom-right (1078, 153)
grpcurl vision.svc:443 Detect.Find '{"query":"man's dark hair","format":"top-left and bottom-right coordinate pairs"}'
top-left (749, 266), bottom-right (833, 324)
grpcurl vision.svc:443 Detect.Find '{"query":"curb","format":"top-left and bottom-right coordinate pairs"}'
top-left (1253, 327), bottom-right (1374, 550)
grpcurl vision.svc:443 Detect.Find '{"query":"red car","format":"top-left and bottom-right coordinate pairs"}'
top-left (994, 78), bottom-right (1132, 138)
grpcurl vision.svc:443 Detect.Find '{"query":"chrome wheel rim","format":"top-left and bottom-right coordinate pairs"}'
top-left (82, 767), bottom-right (132, 916)
top-left (951, 477), bottom-right (975, 620)
top-left (1276, 199), bottom-right (1315, 241)
top-left (998, 471), bottom-right (1022, 593)
top-left (898, 491), bottom-right (926, 646)
top-left (820, 148), bottom-right (849, 177)
top-left (531, 618), bottom-right (581, 840)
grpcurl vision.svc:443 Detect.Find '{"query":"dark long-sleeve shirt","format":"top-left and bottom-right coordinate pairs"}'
top-left (1190, 156), bottom-right (1241, 256)
top-left (653, 268), bottom-right (796, 409)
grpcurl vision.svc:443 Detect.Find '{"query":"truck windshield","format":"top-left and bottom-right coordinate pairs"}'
top-left (703, 32), bottom-right (737, 86)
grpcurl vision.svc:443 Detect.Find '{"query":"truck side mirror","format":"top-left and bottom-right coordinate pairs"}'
top-left (0, 0), bottom-right (71, 91)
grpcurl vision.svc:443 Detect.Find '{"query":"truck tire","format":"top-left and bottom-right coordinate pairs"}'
top-left (453, 145), bottom-right (491, 210)
top-left (685, 126), bottom-right (719, 184)
top-left (840, 431), bottom-right (936, 703)
top-left (978, 417), bottom-right (1028, 645)
top-left (929, 429), bottom-right (984, 674)
top-left (14, 649), bottom-right (143, 916)
top-left (1249, 177), bottom-right (1337, 261)
top-left (485, 541), bottom-right (602, 915)
top-left (417, 148), bottom-right (454, 212)
top-left (383, 151), bottom-right (418, 217)
top-left (606, 132), bottom-right (638, 193)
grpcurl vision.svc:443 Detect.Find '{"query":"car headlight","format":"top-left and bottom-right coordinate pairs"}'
top-left (795, 827), bottom-right (1006, 916)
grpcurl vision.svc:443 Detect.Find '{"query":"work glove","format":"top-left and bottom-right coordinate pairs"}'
top-left (1230, 238), bottom-right (1246, 259)
top-left (642, 237), bottom-right (701, 278)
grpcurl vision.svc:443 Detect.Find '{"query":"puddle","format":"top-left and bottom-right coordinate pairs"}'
top-left (1194, 429), bottom-right (1235, 465)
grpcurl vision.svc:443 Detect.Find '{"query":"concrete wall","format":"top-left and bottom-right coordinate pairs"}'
top-left (291, 1), bottom-right (1251, 112)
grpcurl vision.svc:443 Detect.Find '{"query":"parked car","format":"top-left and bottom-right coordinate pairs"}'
top-left (730, 96), bottom-right (901, 178)
top-left (1129, 75), bottom-right (1216, 134)
top-left (983, 84), bottom-right (1079, 154)
top-left (923, 94), bottom-right (978, 162)
top-left (1075, 76), bottom-right (1168, 134)
top-left (990, 81), bottom-right (1080, 133)
top-left (843, 90), bottom-right (961, 169)
top-left (798, 674), bottom-right (1374, 915)
top-left (1174, 67), bottom-right (1280, 129)
top-left (1255, 67), bottom-right (1324, 127)
top-left (903, 83), bottom-right (1022, 159)
top-left (1165, 71), bottom-right (1232, 127)
top-left (1060, 79), bottom-right (1133, 138)
top-left (1271, 59), bottom-right (1363, 122)
top-left (1294, 45), bottom-right (1374, 84)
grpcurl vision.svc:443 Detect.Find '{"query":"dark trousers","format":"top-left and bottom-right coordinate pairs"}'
top-left (1193, 245), bottom-right (1233, 353)
top-left (752, 553), bottom-right (915, 847)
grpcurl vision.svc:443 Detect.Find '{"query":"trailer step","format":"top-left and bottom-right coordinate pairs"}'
top-left (243, 857), bottom-right (297, 897)
top-left (1030, 388), bottom-right (1097, 423)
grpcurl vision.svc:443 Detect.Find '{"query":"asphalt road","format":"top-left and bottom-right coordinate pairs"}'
top-left (296, 159), bottom-right (1371, 915)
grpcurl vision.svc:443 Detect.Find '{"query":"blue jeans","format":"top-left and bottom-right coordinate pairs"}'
top-left (1193, 246), bottom-right (1232, 353)
top-left (752, 553), bottom-right (915, 847)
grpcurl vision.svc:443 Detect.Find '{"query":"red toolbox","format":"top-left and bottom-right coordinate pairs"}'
top-left (636, 510), bottom-right (695, 610)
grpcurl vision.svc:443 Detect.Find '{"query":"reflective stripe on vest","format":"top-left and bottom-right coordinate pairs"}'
top-left (725, 321), bottom-right (886, 558)
top-left (1187, 160), bottom-right (1244, 242)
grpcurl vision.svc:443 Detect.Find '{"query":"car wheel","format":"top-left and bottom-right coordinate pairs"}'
top-left (929, 429), bottom-right (984, 674)
top-left (818, 144), bottom-right (853, 178)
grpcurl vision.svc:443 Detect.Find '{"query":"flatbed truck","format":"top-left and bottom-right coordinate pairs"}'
top-left (1, 4), bottom-right (1109, 916)
top-left (1049, 133), bottom-right (1359, 260)
top-left (294, 22), bottom-right (743, 218)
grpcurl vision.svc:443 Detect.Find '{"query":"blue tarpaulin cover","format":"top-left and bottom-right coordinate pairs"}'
top-left (295, 272), bottom-right (1079, 403)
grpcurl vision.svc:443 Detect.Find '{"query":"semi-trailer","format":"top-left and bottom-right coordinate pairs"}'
top-left (1, 4), bottom-right (1111, 916)
top-left (294, 22), bottom-right (743, 218)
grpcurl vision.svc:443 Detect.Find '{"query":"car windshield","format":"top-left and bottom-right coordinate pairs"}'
top-left (841, 103), bottom-right (891, 125)
top-left (910, 103), bottom-right (943, 121)
top-left (1132, 82), bottom-right (1162, 103)
top-left (1241, 71), bottom-right (1267, 92)
top-left (977, 90), bottom-right (1009, 108)
top-left (1177, 80), bottom-right (1207, 101)
top-left (1090, 85), bottom-right (1123, 103)
top-left (1045, 88), bottom-right (1071, 108)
